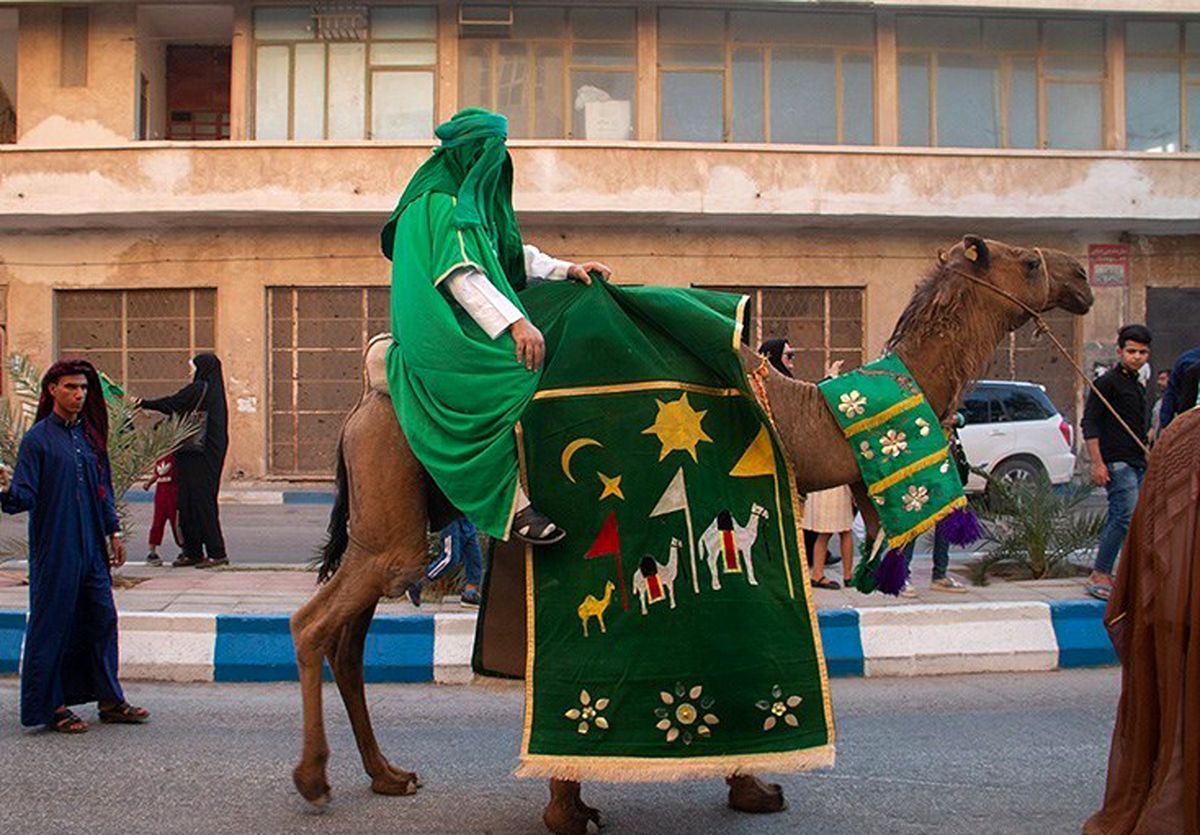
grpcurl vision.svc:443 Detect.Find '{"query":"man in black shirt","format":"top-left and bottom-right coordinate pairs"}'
top-left (1082, 324), bottom-right (1152, 600)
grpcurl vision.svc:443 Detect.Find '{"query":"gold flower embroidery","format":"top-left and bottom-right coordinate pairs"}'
top-left (654, 683), bottom-right (718, 745)
top-left (838, 391), bottom-right (867, 418)
top-left (756, 684), bottom-right (803, 731)
top-left (880, 429), bottom-right (909, 458)
top-left (859, 440), bottom-right (875, 460)
top-left (902, 485), bottom-right (930, 512)
top-left (564, 689), bottom-right (610, 735)
top-left (940, 460), bottom-right (951, 474)
top-left (915, 417), bottom-right (931, 437)
top-left (874, 496), bottom-right (886, 506)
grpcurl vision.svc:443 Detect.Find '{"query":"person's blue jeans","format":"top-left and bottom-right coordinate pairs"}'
top-left (1093, 461), bottom-right (1145, 577)
top-left (901, 529), bottom-right (952, 581)
top-left (435, 517), bottom-right (483, 589)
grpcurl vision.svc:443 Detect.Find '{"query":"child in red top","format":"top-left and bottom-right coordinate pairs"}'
top-left (144, 454), bottom-right (180, 566)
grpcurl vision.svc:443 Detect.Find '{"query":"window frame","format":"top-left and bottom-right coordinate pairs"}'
top-left (897, 15), bottom-right (1105, 150)
top-left (458, 6), bottom-right (638, 140)
top-left (657, 8), bottom-right (875, 144)
top-left (1124, 19), bottom-right (1200, 152)
top-left (251, 5), bottom-right (439, 140)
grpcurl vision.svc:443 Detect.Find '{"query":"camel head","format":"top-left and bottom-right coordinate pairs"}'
top-left (937, 235), bottom-right (1093, 321)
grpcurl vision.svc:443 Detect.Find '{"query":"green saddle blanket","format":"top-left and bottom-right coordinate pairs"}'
top-left (477, 280), bottom-right (834, 781)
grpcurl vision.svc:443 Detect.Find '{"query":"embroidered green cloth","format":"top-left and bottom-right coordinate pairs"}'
top-left (496, 279), bottom-right (834, 781)
top-left (817, 353), bottom-right (966, 549)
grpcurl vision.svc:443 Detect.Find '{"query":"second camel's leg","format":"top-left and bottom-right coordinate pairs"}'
top-left (327, 598), bottom-right (420, 796)
top-left (544, 779), bottom-right (601, 835)
top-left (726, 773), bottom-right (787, 813)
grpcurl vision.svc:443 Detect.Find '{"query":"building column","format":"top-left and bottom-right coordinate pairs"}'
top-left (636, 6), bottom-right (657, 141)
top-left (874, 12), bottom-right (899, 146)
top-left (229, 1), bottom-right (251, 141)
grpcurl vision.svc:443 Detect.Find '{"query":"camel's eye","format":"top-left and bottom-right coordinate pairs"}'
top-left (1025, 258), bottom-right (1041, 274)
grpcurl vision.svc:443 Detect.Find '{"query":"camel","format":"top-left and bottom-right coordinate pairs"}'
top-left (632, 537), bottom-right (682, 614)
top-left (577, 580), bottom-right (615, 637)
top-left (697, 504), bottom-right (769, 589)
top-left (290, 236), bottom-right (1093, 833)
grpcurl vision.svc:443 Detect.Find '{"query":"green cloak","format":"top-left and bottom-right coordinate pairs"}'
top-left (382, 109), bottom-right (535, 539)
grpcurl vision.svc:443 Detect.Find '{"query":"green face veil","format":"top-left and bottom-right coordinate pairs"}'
top-left (380, 108), bottom-right (527, 290)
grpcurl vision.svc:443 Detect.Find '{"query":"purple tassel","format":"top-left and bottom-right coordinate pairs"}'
top-left (937, 506), bottom-right (984, 546)
top-left (873, 548), bottom-right (908, 596)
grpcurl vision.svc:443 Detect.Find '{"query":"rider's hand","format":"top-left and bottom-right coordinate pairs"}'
top-left (110, 535), bottom-right (127, 568)
top-left (567, 262), bottom-right (612, 285)
top-left (0, 465), bottom-right (11, 493)
top-left (1090, 460), bottom-right (1110, 487)
top-left (510, 318), bottom-right (546, 372)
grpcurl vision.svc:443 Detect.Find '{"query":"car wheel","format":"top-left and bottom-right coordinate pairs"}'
top-left (990, 457), bottom-right (1048, 489)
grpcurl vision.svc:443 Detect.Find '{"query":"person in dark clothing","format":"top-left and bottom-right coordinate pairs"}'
top-left (138, 353), bottom-right (229, 568)
top-left (757, 339), bottom-right (794, 377)
top-left (0, 359), bottom-right (148, 731)
top-left (1082, 324), bottom-right (1152, 601)
top-left (1158, 343), bottom-right (1200, 430)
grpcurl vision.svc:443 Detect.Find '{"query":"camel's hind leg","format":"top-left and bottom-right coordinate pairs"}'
top-left (544, 779), bottom-right (601, 834)
top-left (327, 589), bottom-right (420, 796)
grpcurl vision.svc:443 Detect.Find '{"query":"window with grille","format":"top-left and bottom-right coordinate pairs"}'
top-left (897, 15), bottom-right (1104, 150)
top-left (459, 6), bottom-right (636, 139)
top-left (268, 286), bottom-right (389, 475)
top-left (703, 285), bottom-right (864, 382)
top-left (1125, 20), bottom-right (1200, 152)
top-left (658, 8), bottom-right (874, 144)
top-left (55, 289), bottom-right (216, 398)
top-left (253, 5), bottom-right (437, 140)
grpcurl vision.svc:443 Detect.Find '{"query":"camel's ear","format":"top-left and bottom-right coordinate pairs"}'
top-left (937, 249), bottom-right (949, 264)
top-left (962, 235), bottom-right (990, 270)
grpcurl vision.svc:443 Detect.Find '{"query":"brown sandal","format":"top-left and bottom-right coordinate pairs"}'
top-left (98, 701), bottom-right (149, 724)
top-left (51, 708), bottom-right (88, 734)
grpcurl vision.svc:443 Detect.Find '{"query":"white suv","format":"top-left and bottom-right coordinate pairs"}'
top-left (957, 380), bottom-right (1076, 494)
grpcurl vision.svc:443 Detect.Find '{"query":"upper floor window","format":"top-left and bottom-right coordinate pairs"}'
top-left (658, 9), bottom-right (874, 144)
top-left (1125, 21), bottom-right (1200, 152)
top-left (459, 6), bottom-right (636, 139)
top-left (253, 5), bottom-right (437, 140)
top-left (898, 16), bottom-right (1104, 150)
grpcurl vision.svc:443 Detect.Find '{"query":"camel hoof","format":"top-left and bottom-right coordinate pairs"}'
top-left (543, 801), bottom-right (597, 835)
top-left (371, 770), bottom-right (420, 796)
top-left (293, 768), bottom-right (332, 809)
top-left (726, 774), bottom-right (787, 814)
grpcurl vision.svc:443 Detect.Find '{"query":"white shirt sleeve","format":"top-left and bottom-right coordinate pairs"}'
top-left (444, 267), bottom-right (525, 340)
top-left (523, 244), bottom-right (573, 282)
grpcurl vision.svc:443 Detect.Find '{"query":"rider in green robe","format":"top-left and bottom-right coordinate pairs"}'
top-left (381, 108), bottom-right (609, 543)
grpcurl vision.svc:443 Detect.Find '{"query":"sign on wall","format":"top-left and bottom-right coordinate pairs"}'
top-left (1088, 244), bottom-right (1130, 287)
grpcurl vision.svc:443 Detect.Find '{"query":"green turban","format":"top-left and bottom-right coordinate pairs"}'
top-left (381, 108), bottom-right (526, 290)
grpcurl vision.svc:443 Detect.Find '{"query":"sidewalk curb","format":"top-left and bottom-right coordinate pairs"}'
top-left (126, 490), bottom-right (334, 505)
top-left (0, 601), bottom-right (1116, 684)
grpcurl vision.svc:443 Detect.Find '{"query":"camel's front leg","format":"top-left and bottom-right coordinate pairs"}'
top-left (328, 597), bottom-right (420, 797)
top-left (742, 550), bottom-right (759, 586)
top-left (290, 582), bottom-right (340, 807)
top-left (544, 778), bottom-right (601, 834)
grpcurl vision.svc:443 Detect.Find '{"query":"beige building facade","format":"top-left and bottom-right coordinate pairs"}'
top-left (1, 0), bottom-right (1198, 481)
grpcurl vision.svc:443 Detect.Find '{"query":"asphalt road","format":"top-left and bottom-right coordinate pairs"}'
top-left (0, 669), bottom-right (1118, 834)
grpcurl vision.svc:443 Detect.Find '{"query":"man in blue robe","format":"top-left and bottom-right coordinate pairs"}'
top-left (0, 360), bottom-right (148, 732)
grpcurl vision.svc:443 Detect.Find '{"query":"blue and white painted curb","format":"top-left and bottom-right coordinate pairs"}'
top-left (0, 601), bottom-right (1114, 684)
top-left (126, 490), bottom-right (333, 505)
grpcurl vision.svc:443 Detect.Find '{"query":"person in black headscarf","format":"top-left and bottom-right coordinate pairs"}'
top-left (757, 339), bottom-right (795, 378)
top-left (0, 359), bottom-right (148, 731)
top-left (138, 353), bottom-right (230, 568)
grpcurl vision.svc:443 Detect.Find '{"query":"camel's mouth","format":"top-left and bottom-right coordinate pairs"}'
top-left (1049, 263), bottom-right (1093, 315)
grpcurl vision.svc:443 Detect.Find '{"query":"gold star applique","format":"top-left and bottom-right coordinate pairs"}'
top-left (642, 394), bottom-right (713, 462)
top-left (597, 472), bottom-right (625, 501)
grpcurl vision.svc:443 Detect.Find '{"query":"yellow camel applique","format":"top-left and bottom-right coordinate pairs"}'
top-left (577, 581), bottom-right (615, 638)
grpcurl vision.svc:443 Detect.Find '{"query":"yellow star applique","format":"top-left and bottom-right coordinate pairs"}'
top-left (597, 472), bottom-right (624, 501)
top-left (642, 393), bottom-right (713, 462)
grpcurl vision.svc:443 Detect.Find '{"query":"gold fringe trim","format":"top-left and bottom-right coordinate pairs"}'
top-left (888, 495), bottom-right (966, 549)
top-left (843, 394), bottom-right (924, 437)
top-left (533, 380), bottom-right (743, 401)
top-left (733, 294), bottom-right (749, 351)
top-left (866, 447), bottom-right (949, 496)
top-left (515, 745), bottom-right (836, 783)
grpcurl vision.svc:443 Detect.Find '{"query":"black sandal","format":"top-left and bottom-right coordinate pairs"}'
top-left (51, 708), bottom-right (88, 734)
top-left (98, 701), bottom-right (149, 724)
top-left (811, 576), bottom-right (841, 590)
top-left (512, 506), bottom-right (567, 545)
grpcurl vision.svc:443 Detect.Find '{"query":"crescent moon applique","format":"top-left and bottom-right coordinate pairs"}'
top-left (561, 437), bottom-right (603, 483)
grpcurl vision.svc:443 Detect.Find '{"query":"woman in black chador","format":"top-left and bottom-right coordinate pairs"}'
top-left (139, 353), bottom-right (230, 567)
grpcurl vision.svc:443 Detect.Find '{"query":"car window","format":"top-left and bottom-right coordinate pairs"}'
top-left (999, 388), bottom-right (1053, 421)
top-left (962, 389), bottom-right (998, 424)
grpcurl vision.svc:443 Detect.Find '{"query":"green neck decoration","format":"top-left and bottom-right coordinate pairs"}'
top-left (380, 108), bottom-right (526, 290)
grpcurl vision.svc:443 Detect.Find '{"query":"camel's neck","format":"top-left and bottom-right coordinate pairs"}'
top-left (886, 287), bottom-right (1023, 421)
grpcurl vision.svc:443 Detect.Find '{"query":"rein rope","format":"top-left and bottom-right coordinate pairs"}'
top-left (944, 250), bottom-right (1150, 458)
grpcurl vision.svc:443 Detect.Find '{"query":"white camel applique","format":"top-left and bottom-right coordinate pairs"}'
top-left (632, 537), bottom-right (682, 615)
top-left (697, 504), bottom-right (769, 590)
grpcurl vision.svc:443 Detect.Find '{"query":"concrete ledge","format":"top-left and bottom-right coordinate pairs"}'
top-left (858, 602), bottom-right (1058, 677)
top-left (0, 600), bottom-right (1117, 683)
